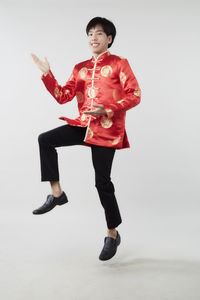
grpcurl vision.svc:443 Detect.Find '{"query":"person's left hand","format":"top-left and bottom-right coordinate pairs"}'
top-left (83, 104), bottom-right (107, 116)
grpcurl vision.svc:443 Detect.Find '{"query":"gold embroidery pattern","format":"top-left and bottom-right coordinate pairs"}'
top-left (110, 136), bottom-right (121, 145)
top-left (100, 116), bottom-right (113, 128)
top-left (117, 99), bottom-right (125, 104)
top-left (81, 114), bottom-right (86, 121)
top-left (134, 86), bottom-right (141, 97)
top-left (79, 67), bottom-right (88, 79)
top-left (65, 89), bottom-right (70, 95)
top-left (76, 91), bottom-right (84, 103)
top-left (88, 87), bottom-right (98, 98)
top-left (86, 128), bottom-right (93, 140)
top-left (54, 87), bottom-right (62, 98)
top-left (101, 65), bottom-right (112, 77)
top-left (120, 72), bottom-right (126, 86)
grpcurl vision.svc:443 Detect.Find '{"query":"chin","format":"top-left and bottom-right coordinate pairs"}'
top-left (94, 49), bottom-right (103, 54)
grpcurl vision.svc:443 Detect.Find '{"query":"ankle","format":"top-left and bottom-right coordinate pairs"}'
top-left (107, 228), bottom-right (117, 239)
top-left (50, 181), bottom-right (62, 197)
top-left (52, 190), bottom-right (63, 198)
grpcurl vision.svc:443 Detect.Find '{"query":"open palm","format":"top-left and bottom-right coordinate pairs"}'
top-left (31, 53), bottom-right (50, 74)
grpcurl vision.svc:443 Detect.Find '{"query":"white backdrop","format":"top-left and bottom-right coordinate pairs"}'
top-left (0, 0), bottom-right (200, 298)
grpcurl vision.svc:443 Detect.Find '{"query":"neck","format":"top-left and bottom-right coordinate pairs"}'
top-left (92, 49), bottom-right (108, 59)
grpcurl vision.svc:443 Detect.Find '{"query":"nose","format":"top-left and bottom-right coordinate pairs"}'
top-left (90, 32), bottom-right (98, 39)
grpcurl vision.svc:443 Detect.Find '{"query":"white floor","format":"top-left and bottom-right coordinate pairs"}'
top-left (1, 205), bottom-right (200, 300)
top-left (0, 201), bottom-right (200, 300)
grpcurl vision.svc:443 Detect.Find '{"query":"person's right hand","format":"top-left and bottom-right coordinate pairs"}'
top-left (31, 53), bottom-right (50, 75)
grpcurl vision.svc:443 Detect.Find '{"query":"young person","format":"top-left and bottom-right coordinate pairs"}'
top-left (31, 16), bottom-right (141, 261)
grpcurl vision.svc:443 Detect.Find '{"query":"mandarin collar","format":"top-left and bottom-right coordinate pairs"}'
top-left (91, 50), bottom-right (111, 62)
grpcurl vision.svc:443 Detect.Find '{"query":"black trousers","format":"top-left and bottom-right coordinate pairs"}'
top-left (38, 124), bottom-right (122, 229)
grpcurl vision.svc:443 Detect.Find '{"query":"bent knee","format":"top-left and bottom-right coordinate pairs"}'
top-left (95, 180), bottom-right (115, 193)
top-left (38, 132), bottom-right (48, 144)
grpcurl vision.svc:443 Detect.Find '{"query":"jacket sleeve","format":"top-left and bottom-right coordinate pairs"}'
top-left (41, 65), bottom-right (78, 104)
top-left (104, 58), bottom-right (141, 118)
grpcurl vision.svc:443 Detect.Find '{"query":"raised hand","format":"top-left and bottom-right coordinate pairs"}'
top-left (31, 53), bottom-right (50, 75)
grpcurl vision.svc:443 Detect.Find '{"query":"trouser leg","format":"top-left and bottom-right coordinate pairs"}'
top-left (91, 145), bottom-right (122, 229)
top-left (38, 124), bottom-right (87, 181)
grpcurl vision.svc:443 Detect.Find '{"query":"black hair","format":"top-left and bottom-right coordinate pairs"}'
top-left (86, 17), bottom-right (116, 48)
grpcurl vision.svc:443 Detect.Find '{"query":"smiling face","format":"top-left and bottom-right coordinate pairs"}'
top-left (88, 24), bottom-right (112, 57)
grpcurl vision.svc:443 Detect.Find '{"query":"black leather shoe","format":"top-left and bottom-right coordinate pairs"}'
top-left (99, 231), bottom-right (121, 261)
top-left (32, 191), bottom-right (68, 215)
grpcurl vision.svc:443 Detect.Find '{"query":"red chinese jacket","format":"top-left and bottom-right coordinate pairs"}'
top-left (41, 49), bottom-right (141, 149)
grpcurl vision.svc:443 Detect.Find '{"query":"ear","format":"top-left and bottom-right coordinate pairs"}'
top-left (108, 35), bottom-right (112, 45)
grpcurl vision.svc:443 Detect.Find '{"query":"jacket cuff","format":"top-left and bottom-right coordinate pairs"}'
top-left (41, 69), bottom-right (53, 80)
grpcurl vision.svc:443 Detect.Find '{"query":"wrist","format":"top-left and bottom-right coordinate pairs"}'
top-left (43, 70), bottom-right (50, 76)
top-left (104, 108), bottom-right (114, 118)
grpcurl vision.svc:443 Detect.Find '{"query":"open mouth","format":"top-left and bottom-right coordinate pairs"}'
top-left (91, 43), bottom-right (99, 47)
